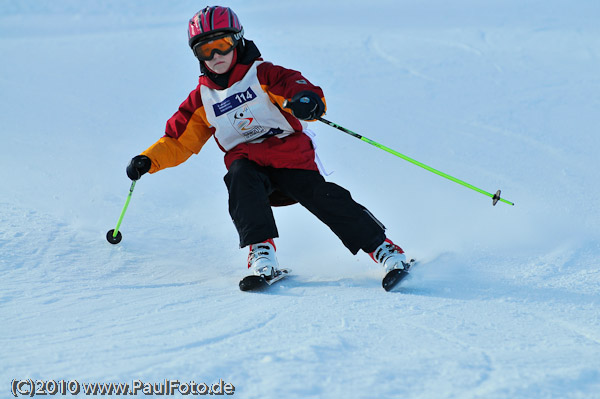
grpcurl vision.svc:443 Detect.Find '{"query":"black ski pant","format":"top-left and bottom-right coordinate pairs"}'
top-left (224, 158), bottom-right (386, 254)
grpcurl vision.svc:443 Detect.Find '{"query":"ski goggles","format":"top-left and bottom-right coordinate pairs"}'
top-left (193, 34), bottom-right (237, 61)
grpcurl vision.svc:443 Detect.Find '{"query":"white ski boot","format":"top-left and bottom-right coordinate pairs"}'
top-left (247, 239), bottom-right (279, 278)
top-left (369, 238), bottom-right (407, 273)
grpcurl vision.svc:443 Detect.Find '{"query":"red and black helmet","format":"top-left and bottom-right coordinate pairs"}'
top-left (188, 6), bottom-right (244, 49)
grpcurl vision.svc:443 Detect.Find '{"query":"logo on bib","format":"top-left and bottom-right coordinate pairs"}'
top-left (228, 105), bottom-right (267, 138)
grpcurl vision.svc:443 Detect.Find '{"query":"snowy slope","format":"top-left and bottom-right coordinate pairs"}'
top-left (1, 1), bottom-right (599, 398)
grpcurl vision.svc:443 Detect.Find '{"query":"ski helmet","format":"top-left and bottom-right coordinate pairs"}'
top-left (188, 6), bottom-right (244, 50)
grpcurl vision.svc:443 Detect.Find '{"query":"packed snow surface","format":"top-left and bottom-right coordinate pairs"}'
top-left (1, 1), bottom-right (599, 398)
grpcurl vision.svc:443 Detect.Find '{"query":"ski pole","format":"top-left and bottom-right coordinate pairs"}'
top-left (106, 180), bottom-right (136, 244)
top-left (317, 117), bottom-right (514, 206)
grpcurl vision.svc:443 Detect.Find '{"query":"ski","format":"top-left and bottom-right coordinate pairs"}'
top-left (382, 259), bottom-right (416, 292)
top-left (239, 268), bottom-right (291, 291)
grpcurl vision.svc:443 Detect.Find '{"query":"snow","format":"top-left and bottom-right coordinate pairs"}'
top-left (1, 1), bottom-right (599, 398)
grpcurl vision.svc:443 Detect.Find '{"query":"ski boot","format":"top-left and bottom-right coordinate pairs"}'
top-left (247, 238), bottom-right (279, 278)
top-left (369, 238), bottom-right (407, 272)
top-left (240, 239), bottom-right (289, 291)
top-left (369, 238), bottom-right (413, 291)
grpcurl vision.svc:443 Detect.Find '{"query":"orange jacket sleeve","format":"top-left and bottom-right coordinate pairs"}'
top-left (141, 87), bottom-right (214, 173)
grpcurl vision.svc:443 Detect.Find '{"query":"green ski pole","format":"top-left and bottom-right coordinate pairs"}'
top-left (106, 180), bottom-right (136, 244)
top-left (316, 117), bottom-right (514, 207)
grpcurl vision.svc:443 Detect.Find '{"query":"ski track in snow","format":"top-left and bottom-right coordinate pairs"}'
top-left (2, 204), bottom-right (599, 398)
top-left (2, 1), bottom-right (600, 398)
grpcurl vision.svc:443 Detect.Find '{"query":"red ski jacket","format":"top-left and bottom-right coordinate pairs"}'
top-left (141, 49), bottom-right (326, 175)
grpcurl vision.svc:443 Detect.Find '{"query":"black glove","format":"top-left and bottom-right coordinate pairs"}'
top-left (126, 155), bottom-right (151, 181)
top-left (284, 91), bottom-right (325, 120)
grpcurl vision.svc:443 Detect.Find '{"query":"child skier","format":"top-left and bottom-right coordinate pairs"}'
top-left (126, 6), bottom-right (409, 289)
